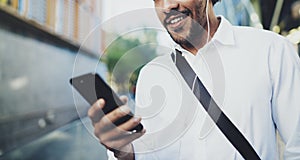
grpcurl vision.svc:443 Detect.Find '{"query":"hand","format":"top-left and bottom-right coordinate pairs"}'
top-left (88, 96), bottom-right (146, 159)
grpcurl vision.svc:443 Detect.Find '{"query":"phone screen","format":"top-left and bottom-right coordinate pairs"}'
top-left (70, 73), bottom-right (143, 132)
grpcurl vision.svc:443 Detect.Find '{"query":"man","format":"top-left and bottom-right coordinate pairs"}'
top-left (88, 0), bottom-right (300, 159)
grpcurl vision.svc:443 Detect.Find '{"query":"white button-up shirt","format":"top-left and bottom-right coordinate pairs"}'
top-left (108, 17), bottom-right (300, 160)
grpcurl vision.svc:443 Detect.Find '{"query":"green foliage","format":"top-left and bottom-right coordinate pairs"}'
top-left (104, 37), bottom-right (141, 73)
top-left (101, 29), bottom-right (158, 94)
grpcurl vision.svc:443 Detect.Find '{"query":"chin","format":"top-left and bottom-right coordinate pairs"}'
top-left (168, 30), bottom-right (189, 43)
top-left (169, 30), bottom-right (196, 48)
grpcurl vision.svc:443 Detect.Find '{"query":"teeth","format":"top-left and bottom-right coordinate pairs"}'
top-left (170, 16), bottom-right (183, 24)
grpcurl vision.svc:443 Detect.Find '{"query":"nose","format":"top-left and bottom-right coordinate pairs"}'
top-left (161, 0), bottom-right (179, 13)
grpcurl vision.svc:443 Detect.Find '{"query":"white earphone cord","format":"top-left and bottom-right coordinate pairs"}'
top-left (206, 0), bottom-right (210, 44)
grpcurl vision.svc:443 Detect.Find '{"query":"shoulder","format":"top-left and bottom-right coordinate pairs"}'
top-left (139, 54), bottom-right (174, 75)
top-left (231, 26), bottom-right (296, 60)
top-left (137, 53), bottom-right (180, 88)
top-left (147, 54), bottom-right (173, 65)
top-left (232, 26), bottom-right (288, 46)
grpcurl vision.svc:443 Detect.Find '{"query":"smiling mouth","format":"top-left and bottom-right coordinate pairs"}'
top-left (169, 16), bottom-right (185, 24)
top-left (165, 10), bottom-right (190, 31)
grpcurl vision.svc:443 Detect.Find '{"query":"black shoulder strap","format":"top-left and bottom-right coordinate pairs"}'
top-left (171, 51), bottom-right (261, 160)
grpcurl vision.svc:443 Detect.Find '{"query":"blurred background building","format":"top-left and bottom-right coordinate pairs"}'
top-left (0, 0), bottom-right (299, 160)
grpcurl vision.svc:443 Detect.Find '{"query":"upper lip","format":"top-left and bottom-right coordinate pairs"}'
top-left (165, 9), bottom-right (190, 25)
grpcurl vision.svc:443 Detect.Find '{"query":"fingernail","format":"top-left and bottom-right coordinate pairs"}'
top-left (98, 99), bottom-right (104, 107)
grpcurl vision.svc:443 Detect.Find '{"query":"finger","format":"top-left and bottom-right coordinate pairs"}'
top-left (117, 116), bottom-right (142, 133)
top-left (105, 105), bottom-right (131, 124)
top-left (104, 129), bottom-right (146, 150)
top-left (119, 95), bottom-right (128, 104)
top-left (94, 105), bottom-right (131, 135)
top-left (88, 99), bottom-right (105, 123)
top-left (100, 116), bottom-right (142, 141)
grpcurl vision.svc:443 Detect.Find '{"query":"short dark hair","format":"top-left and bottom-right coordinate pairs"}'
top-left (212, 0), bottom-right (220, 5)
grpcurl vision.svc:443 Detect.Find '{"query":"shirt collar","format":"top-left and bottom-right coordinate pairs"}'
top-left (173, 16), bottom-right (235, 55)
top-left (212, 15), bottom-right (235, 46)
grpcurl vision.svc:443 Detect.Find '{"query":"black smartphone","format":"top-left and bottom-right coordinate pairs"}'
top-left (70, 73), bottom-right (143, 132)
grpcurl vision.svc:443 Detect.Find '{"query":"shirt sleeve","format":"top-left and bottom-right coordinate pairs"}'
top-left (269, 38), bottom-right (300, 159)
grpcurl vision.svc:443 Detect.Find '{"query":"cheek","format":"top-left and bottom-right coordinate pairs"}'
top-left (155, 9), bottom-right (165, 24)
